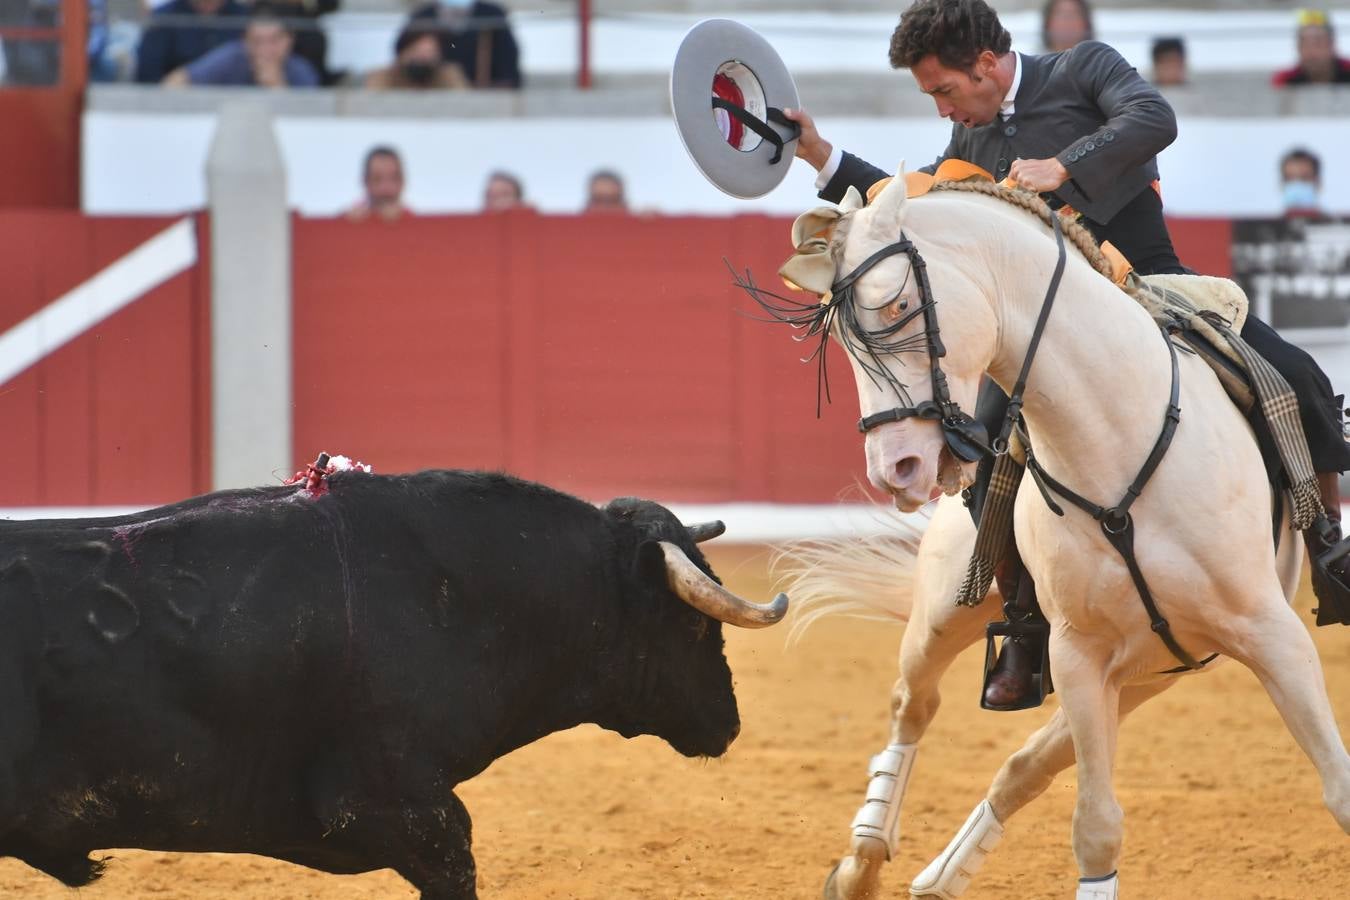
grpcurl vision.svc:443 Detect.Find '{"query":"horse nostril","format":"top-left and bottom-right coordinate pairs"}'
top-left (894, 456), bottom-right (920, 486)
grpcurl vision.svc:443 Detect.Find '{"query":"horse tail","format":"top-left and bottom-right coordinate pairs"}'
top-left (773, 509), bottom-right (929, 643)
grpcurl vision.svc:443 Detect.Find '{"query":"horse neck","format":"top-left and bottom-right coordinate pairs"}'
top-left (923, 194), bottom-right (1174, 494)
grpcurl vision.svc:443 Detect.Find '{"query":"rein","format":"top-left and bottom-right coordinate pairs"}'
top-left (834, 210), bottom-right (1208, 671)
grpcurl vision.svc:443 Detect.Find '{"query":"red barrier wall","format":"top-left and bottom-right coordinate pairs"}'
top-left (0, 213), bottom-right (208, 505)
top-left (291, 213), bottom-right (869, 504)
top-left (0, 212), bottom-right (1232, 507)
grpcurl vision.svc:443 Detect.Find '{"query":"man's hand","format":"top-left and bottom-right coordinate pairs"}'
top-left (1009, 157), bottom-right (1070, 192)
top-left (781, 108), bottom-right (833, 171)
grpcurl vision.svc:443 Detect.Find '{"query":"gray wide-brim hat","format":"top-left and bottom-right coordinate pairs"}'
top-left (670, 18), bottom-right (801, 199)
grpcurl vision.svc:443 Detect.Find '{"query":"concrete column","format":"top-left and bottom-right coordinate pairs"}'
top-left (206, 101), bottom-right (292, 490)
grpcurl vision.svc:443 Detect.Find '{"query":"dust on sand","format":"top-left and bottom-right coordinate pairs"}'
top-left (2, 545), bottom-right (1346, 898)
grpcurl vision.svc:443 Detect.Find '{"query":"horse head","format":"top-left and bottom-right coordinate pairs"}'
top-left (832, 167), bottom-right (999, 511)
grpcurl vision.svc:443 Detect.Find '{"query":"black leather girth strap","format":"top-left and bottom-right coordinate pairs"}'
top-left (710, 99), bottom-right (802, 165)
top-left (1024, 326), bottom-right (1209, 671)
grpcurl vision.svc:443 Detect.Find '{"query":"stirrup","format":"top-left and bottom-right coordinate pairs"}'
top-left (1309, 528), bottom-right (1350, 627)
top-left (979, 618), bottom-right (1053, 711)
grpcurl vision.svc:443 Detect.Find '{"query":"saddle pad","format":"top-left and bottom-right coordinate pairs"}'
top-left (1132, 273), bottom-right (1249, 333)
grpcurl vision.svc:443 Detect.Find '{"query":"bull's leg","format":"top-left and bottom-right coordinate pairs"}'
top-left (1221, 604), bottom-right (1350, 834)
top-left (824, 588), bottom-right (994, 900)
top-left (307, 752), bottom-right (478, 899)
top-left (908, 677), bottom-right (1174, 899)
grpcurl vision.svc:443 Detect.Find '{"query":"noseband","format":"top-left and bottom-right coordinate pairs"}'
top-left (840, 213), bottom-right (1068, 464)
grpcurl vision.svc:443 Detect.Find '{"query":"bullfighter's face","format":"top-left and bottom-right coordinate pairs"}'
top-left (910, 50), bottom-right (1005, 129)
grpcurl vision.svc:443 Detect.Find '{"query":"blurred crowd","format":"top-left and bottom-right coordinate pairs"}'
top-left (1, 0), bottom-right (521, 88)
top-left (342, 146), bottom-right (632, 220)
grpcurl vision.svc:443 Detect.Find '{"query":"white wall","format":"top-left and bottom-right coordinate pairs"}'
top-left (83, 112), bottom-right (1350, 218)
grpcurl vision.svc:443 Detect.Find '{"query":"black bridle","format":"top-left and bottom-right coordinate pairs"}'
top-left (841, 213), bottom-right (1070, 467)
top-left (736, 210), bottom-right (1208, 672)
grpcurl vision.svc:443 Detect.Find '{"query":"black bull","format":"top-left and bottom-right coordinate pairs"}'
top-left (0, 470), bottom-right (786, 898)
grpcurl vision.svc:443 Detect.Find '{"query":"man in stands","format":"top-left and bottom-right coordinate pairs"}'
top-left (1280, 147), bottom-right (1326, 218)
top-left (163, 3), bottom-right (319, 87)
top-left (584, 170), bottom-right (628, 214)
top-left (407, 0), bottom-right (521, 89)
top-left (346, 146), bottom-right (409, 222)
top-left (1273, 9), bottom-right (1350, 86)
top-left (785, 0), bottom-right (1350, 708)
top-left (364, 24), bottom-right (469, 89)
top-left (483, 171), bottom-right (527, 211)
top-left (135, 0), bottom-right (247, 84)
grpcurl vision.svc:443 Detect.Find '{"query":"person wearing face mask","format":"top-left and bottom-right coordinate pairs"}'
top-left (365, 24), bottom-right (469, 89)
top-left (1281, 147), bottom-right (1326, 218)
top-left (408, 0), bottom-right (522, 88)
top-left (786, 0), bottom-right (1350, 710)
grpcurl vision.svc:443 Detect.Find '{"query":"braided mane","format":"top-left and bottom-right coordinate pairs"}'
top-left (926, 179), bottom-right (1116, 281)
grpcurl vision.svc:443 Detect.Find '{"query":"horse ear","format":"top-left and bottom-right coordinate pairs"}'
top-left (867, 159), bottom-right (909, 230)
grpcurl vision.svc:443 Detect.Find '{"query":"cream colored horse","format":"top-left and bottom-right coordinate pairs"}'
top-left (780, 170), bottom-right (1350, 899)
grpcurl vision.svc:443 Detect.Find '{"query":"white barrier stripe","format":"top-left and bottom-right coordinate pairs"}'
top-left (0, 217), bottom-right (198, 388)
top-left (4, 501), bottom-right (1344, 541)
top-left (0, 501), bottom-right (928, 542)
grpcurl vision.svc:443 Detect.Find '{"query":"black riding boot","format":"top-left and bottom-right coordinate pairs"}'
top-left (981, 548), bottom-right (1053, 711)
top-left (1306, 471), bottom-right (1350, 626)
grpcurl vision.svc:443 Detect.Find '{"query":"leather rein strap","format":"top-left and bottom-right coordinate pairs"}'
top-left (1022, 323), bottom-right (1210, 671)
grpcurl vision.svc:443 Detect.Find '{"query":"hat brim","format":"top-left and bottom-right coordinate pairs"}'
top-left (670, 19), bottom-right (801, 200)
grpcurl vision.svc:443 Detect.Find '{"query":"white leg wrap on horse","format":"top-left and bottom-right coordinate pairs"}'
top-left (1075, 872), bottom-right (1119, 900)
top-left (849, 743), bottom-right (917, 859)
top-left (908, 799), bottom-right (1004, 899)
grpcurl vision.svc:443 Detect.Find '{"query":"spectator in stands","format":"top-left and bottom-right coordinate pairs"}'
top-left (163, 3), bottom-right (319, 87)
top-left (483, 170), bottom-right (527, 211)
top-left (1273, 9), bottom-right (1350, 86)
top-left (365, 24), bottom-right (468, 89)
top-left (135, 0), bottom-right (248, 84)
top-left (408, 0), bottom-right (521, 89)
top-left (1281, 147), bottom-right (1325, 218)
top-left (267, 0), bottom-right (341, 85)
top-left (346, 146), bottom-right (409, 222)
top-left (584, 170), bottom-right (628, 214)
top-left (1150, 36), bottom-right (1187, 87)
top-left (1040, 0), bottom-right (1093, 53)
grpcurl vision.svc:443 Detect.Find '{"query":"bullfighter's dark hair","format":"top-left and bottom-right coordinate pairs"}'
top-left (889, 0), bottom-right (1012, 72)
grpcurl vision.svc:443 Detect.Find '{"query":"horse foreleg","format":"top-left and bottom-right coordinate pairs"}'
top-left (1224, 604), bottom-right (1350, 834)
top-left (907, 677), bottom-right (1174, 899)
top-left (825, 591), bottom-right (994, 900)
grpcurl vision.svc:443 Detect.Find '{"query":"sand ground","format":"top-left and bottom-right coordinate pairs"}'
top-left (1, 544), bottom-right (1347, 899)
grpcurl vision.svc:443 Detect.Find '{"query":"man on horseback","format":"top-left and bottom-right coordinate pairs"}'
top-left (786, 0), bottom-right (1350, 709)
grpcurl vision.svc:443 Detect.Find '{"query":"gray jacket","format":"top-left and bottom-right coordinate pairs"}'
top-left (822, 41), bottom-right (1178, 224)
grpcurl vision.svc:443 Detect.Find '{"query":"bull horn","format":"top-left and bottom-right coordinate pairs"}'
top-left (685, 520), bottom-right (726, 543)
top-left (659, 541), bottom-right (788, 628)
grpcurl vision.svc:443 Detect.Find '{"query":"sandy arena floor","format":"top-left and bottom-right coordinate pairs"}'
top-left (1, 544), bottom-right (1347, 899)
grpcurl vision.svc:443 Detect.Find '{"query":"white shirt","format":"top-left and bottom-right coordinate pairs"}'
top-left (813, 52), bottom-right (1024, 191)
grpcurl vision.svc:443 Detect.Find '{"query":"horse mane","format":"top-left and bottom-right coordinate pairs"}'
top-left (926, 179), bottom-right (1116, 283)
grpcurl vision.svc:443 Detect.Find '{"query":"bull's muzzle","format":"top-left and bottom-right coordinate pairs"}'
top-left (660, 541), bottom-right (788, 628)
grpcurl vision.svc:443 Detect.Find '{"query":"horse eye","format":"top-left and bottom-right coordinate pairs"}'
top-left (883, 299), bottom-right (909, 322)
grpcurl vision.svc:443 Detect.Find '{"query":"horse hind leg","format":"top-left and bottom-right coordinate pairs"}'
top-left (907, 677), bottom-right (1174, 899)
top-left (824, 590), bottom-right (993, 900)
top-left (1223, 603), bottom-right (1350, 833)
